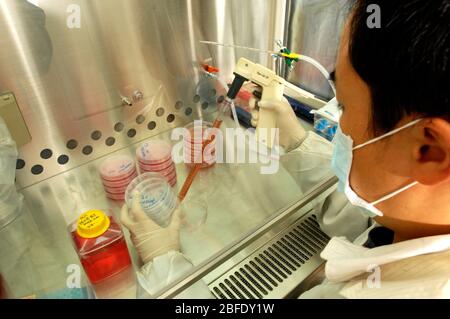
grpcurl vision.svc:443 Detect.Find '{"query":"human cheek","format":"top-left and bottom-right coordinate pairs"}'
top-left (349, 155), bottom-right (370, 200)
top-left (350, 143), bottom-right (385, 201)
top-left (338, 112), bottom-right (351, 135)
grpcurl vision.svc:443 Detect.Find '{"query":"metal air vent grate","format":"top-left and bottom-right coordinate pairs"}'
top-left (209, 212), bottom-right (330, 299)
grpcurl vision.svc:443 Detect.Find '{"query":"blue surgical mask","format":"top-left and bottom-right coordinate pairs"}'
top-left (331, 119), bottom-right (422, 217)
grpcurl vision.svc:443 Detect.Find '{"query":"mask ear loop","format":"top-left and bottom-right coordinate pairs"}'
top-left (369, 181), bottom-right (419, 207)
top-left (353, 118), bottom-right (423, 151)
top-left (350, 118), bottom-right (423, 208)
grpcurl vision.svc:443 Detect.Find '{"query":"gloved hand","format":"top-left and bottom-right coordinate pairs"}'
top-left (249, 95), bottom-right (307, 152)
top-left (120, 191), bottom-right (181, 264)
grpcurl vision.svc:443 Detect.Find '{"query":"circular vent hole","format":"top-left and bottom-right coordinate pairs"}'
top-left (202, 102), bottom-right (208, 110)
top-left (147, 121), bottom-right (156, 130)
top-left (91, 130), bottom-right (102, 141)
top-left (114, 122), bottom-right (124, 132)
top-left (175, 101), bottom-right (183, 110)
top-left (82, 145), bottom-right (93, 155)
top-left (217, 95), bottom-right (225, 103)
top-left (136, 115), bottom-right (146, 124)
top-left (105, 137), bottom-right (116, 146)
top-left (66, 139), bottom-right (78, 150)
top-left (185, 107), bottom-right (192, 116)
top-left (156, 107), bottom-right (165, 117)
top-left (40, 149), bottom-right (53, 159)
top-left (193, 95), bottom-right (201, 103)
top-left (31, 165), bottom-right (44, 175)
top-left (57, 155), bottom-right (69, 165)
top-left (167, 114), bottom-right (175, 123)
top-left (127, 129), bottom-right (137, 138)
top-left (16, 159), bottom-right (25, 170)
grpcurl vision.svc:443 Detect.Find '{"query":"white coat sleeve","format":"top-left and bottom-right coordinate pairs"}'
top-left (136, 251), bottom-right (214, 299)
top-left (281, 131), bottom-right (371, 241)
top-left (0, 117), bottom-right (23, 214)
top-left (299, 281), bottom-right (347, 299)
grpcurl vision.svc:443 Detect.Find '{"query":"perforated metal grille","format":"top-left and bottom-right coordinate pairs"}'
top-left (15, 90), bottom-right (218, 187)
top-left (209, 213), bottom-right (330, 299)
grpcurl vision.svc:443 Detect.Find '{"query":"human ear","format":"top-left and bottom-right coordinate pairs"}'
top-left (410, 118), bottom-right (450, 185)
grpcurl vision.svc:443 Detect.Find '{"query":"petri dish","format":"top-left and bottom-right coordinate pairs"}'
top-left (99, 155), bottom-right (136, 182)
top-left (125, 173), bottom-right (176, 227)
top-left (136, 140), bottom-right (173, 165)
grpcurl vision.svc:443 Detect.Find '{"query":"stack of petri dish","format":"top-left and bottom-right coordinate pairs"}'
top-left (125, 173), bottom-right (178, 227)
top-left (184, 121), bottom-right (216, 168)
top-left (136, 140), bottom-right (177, 187)
top-left (99, 155), bottom-right (137, 201)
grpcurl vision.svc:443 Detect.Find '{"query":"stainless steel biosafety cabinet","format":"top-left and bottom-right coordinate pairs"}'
top-left (0, 0), bottom-right (350, 299)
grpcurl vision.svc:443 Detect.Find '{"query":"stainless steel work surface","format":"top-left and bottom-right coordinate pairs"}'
top-left (0, 0), bottom-right (343, 299)
top-left (9, 116), bottom-right (333, 298)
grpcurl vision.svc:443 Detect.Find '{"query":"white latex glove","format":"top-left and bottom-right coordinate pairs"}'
top-left (120, 191), bottom-right (181, 264)
top-left (249, 95), bottom-right (307, 152)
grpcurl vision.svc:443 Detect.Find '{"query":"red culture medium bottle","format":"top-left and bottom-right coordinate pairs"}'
top-left (69, 209), bottom-right (132, 285)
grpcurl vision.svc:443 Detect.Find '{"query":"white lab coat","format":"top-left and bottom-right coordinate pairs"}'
top-left (137, 131), bottom-right (450, 299)
top-left (301, 226), bottom-right (450, 298)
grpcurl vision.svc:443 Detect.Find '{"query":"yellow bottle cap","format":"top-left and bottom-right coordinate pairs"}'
top-left (76, 210), bottom-right (110, 239)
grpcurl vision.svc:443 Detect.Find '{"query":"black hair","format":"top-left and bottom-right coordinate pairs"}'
top-left (349, 0), bottom-right (450, 134)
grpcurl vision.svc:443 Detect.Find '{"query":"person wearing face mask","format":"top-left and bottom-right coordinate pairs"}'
top-left (121, 0), bottom-right (450, 298)
top-left (261, 0), bottom-right (450, 298)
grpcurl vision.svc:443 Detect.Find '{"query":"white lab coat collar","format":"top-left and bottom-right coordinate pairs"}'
top-left (321, 234), bottom-right (450, 283)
